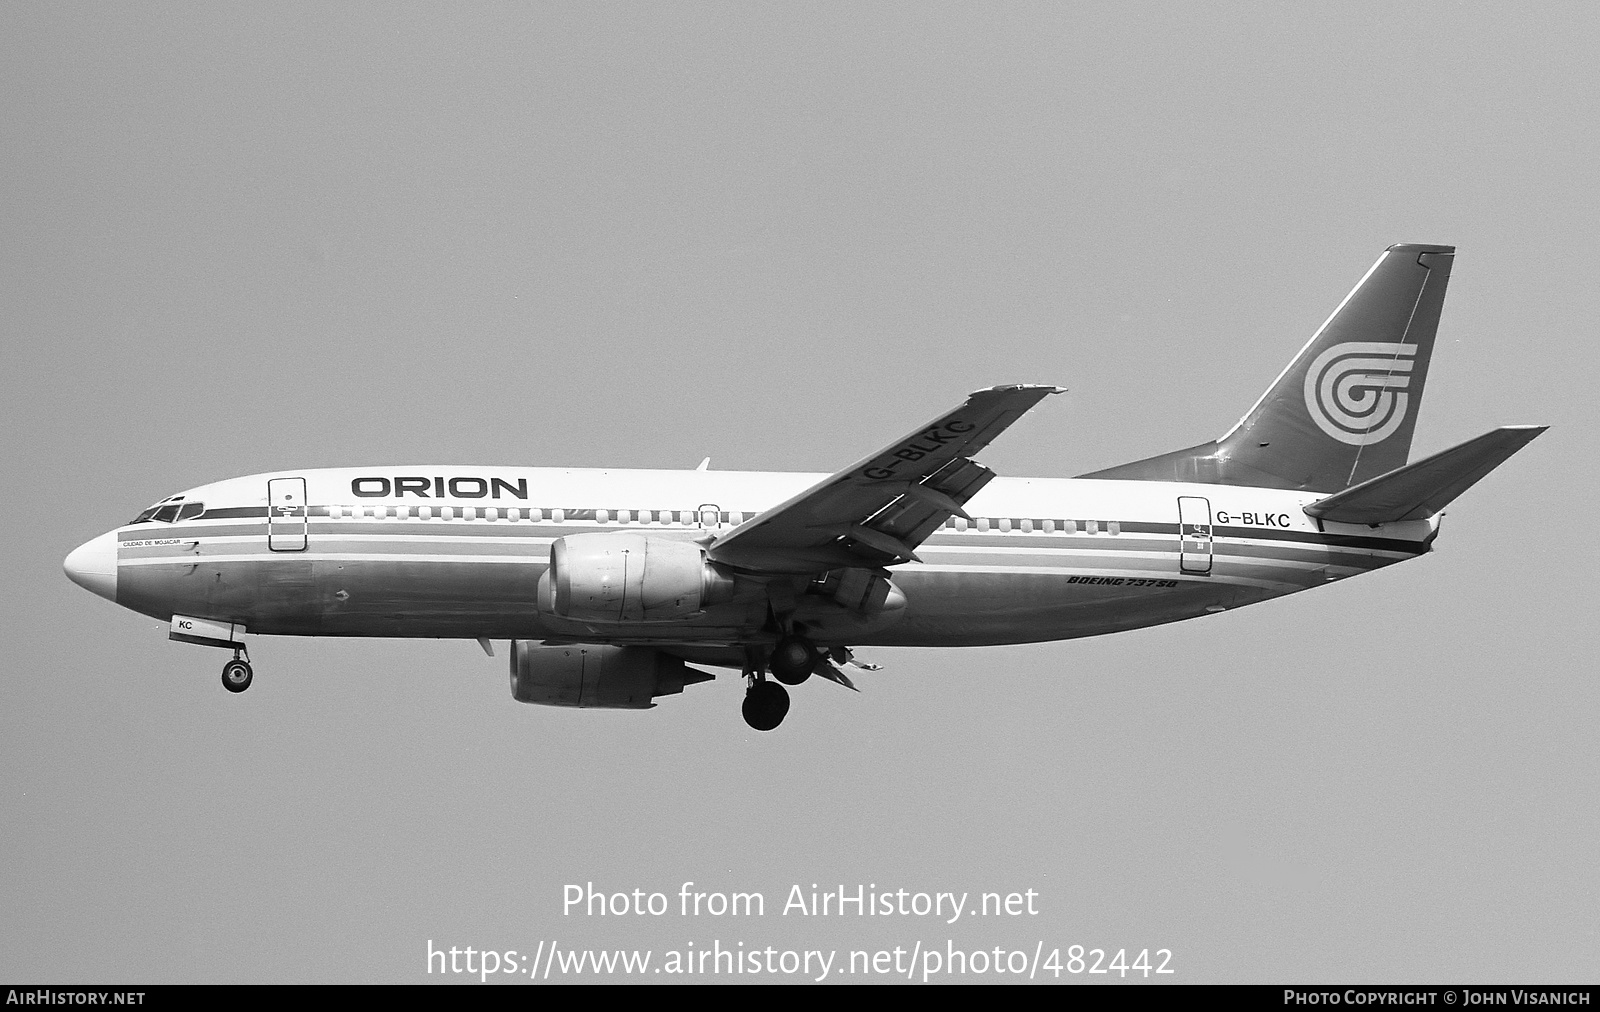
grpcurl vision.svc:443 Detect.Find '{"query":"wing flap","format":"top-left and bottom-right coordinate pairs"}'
top-left (709, 385), bottom-right (1062, 574)
top-left (1304, 425), bottom-right (1546, 525)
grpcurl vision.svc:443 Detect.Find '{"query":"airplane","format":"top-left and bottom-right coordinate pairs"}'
top-left (64, 244), bottom-right (1544, 730)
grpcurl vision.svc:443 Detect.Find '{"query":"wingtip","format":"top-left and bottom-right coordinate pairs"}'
top-left (1386, 242), bottom-right (1456, 255)
top-left (978, 383), bottom-right (1067, 395)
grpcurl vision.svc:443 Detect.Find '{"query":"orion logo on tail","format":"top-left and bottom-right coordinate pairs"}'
top-left (1303, 342), bottom-right (1417, 446)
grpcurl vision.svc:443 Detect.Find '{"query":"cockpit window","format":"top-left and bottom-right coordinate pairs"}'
top-left (130, 497), bottom-right (198, 525)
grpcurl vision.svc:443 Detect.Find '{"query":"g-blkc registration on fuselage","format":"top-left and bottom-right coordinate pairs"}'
top-left (65, 245), bottom-right (1545, 730)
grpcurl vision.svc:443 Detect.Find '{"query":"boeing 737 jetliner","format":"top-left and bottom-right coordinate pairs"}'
top-left (65, 245), bottom-right (1543, 729)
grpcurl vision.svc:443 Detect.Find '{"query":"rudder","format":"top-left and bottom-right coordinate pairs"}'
top-left (1082, 244), bottom-right (1454, 491)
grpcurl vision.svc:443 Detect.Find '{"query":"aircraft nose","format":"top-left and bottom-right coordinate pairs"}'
top-left (64, 531), bottom-right (118, 602)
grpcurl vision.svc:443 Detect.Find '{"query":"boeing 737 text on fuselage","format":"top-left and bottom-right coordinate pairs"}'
top-left (64, 245), bottom-right (1545, 730)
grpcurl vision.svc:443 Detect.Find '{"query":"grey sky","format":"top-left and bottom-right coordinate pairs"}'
top-left (3, 4), bottom-right (1595, 982)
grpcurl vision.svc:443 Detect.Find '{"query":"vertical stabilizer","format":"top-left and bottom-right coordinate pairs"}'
top-left (1081, 244), bottom-right (1455, 491)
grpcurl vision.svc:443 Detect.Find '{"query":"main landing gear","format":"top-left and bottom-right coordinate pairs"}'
top-left (768, 636), bottom-right (817, 685)
top-left (221, 649), bottom-right (253, 693)
top-left (741, 679), bottom-right (790, 732)
top-left (741, 635), bottom-right (875, 731)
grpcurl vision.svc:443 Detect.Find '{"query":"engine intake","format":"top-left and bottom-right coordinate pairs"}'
top-left (546, 533), bottom-right (736, 623)
top-left (509, 641), bottom-right (713, 708)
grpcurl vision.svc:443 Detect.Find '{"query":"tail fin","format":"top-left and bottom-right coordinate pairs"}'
top-left (1082, 243), bottom-right (1455, 491)
top-left (1304, 425), bottom-right (1546, 525)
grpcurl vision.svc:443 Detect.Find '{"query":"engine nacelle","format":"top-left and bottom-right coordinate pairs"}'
top-left (509, 641), bottom-right (713, 708)
top-left (546, 533), bottom-right (736, 623)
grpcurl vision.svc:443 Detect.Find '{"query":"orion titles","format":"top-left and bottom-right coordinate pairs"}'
top-left (352, 476), bottom-right (528, 500)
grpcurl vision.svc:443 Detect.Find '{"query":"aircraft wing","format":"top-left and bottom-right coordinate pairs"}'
top-left (707, 385), bottom-right (1063, 575)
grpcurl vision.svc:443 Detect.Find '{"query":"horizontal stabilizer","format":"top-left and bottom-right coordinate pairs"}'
top-left (1304, 425), bottom-right (1546, 524)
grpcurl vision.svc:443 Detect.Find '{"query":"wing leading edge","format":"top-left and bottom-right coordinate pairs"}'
top-left (707, 385), bottom-right (1064, 575)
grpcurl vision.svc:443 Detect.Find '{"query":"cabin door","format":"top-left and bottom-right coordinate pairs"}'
top-left (697, 503), bottom-right (722, 530)
top-left (267, 477), bottom-right (308, 552)
top-left (1178, 496), bottom-right (1213, 575)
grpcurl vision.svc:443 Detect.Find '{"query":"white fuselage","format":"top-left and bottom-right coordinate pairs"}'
top-left (82, 466), bottom-right (1435, 654)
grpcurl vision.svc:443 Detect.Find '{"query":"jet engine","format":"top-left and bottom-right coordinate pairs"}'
top-left (509, 641), bottom-right (713, 708)
top-left (544, 533), bottom-right (736, 623)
